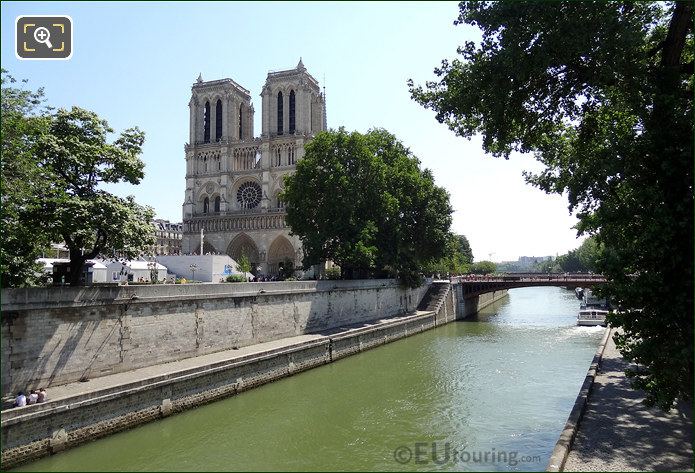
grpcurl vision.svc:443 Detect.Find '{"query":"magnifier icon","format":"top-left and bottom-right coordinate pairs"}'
top-left (33, 27), bottom-right (53, 49)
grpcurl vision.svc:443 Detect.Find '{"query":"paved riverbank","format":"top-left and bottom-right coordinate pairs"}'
top-left (564, 329), bottom-right (693, 472)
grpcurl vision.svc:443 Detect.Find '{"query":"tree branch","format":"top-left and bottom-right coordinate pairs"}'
top-left (661, 2), bottom-right (693, 69)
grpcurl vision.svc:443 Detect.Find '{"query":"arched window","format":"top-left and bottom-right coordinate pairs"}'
top-left (238, 104), bottom-right (243, 139)
top-left (214, 196), bottom-right (221, 213)
top-left (215, 99), bottom-right (223, 141)
top-left (289, 90), bottom-right (296, 134)
top-left (203, 197), bottom-right (210, 214)
top-left (275, 147), bottom-right (282, 166)
top-left (277, 91), bottom-right (283, 135)
top-left (203, 101), bottom-right (211, 143)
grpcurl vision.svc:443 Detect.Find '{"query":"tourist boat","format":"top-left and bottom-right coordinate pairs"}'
top-left (577, 307), bottom-right (609, 326)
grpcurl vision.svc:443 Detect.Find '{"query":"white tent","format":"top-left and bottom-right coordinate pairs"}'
top-left (105, 260), bottom-right (168, 284)
top-left (37, 258), bottom-right (108, 284)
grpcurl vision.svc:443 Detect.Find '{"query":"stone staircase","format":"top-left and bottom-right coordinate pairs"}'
top-left (417, 281), bottom-right (451, 314)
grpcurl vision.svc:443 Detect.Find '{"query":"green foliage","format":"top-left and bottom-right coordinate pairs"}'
top-left (541, 237), bottom-right (604, 273)
top-left (237, 254), bottom-right (251, 274)
top-left (282, 128), bottom-right (452, 287)
top-left (469, 261), bottom-right (497, 275)
top-left (225, 274), bottom-right (246, 283)
top-left (2, 71), bottom-right (156, 287)
top-left (36, 107), bottom-right (155, 285)
top-left (410, 2), bottom-right (693, 408)
top-left (0, 70), bottom-right (53, 287)
top-left (423, 232), bottom-right (472, 275)
top-left (323, 266), bottom-right (342, 280)
top-left (456, 234), bottom-right (474, 266)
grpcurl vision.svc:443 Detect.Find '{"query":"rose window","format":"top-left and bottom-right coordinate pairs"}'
top-left (237, 182), bottom-right (262, 209)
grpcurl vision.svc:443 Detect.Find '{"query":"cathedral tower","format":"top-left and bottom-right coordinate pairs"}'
top-left (182, 60), bottom-right (327, 276)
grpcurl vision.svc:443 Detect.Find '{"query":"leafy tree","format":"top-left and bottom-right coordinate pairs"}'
top-left (424, 232), bottom-right (472, 275)
top-left (456, 234), bottom-right (474, 266)
top-left (236, 254), bottom-right (251, 274)
top-left (0, 70), bottom-right (53, 287)
top-left (469, 260), bottom-right (497, 275)
top-left (282, 128), bottom-right (452, 287)
top-left (409, 2), bottom-right (693, 408)
top-left (575, 236), bottom-right (602, 273)
top-left (36, 107), bottom-right (155, 286)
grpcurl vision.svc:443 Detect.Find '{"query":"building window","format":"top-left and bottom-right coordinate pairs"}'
top-left (214, 196), bottom-right (221, 212)
top-left (237, 182), bottom-right (262, 209)
top-left (288, 147), bottom-right (295, 165)
top-left (203, 101), bottom-right (211, 143)
top-left (289, 90), bottom-right (296, 134)
top-left (277, 91), bottom-right (283, 135)
top-left (203, 197), bottom-right (209, 214)
top-left (277, 194), bottom-right (285, 209)
top-left (275, 147), bottom-right (282, 166)
top-left (215, 99), bottom-right (223, 141)
top-left (239, 104), bottom-right (243, 139)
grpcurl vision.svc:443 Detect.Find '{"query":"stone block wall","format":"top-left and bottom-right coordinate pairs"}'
top-left (1, 280), bottom-right (429, 396)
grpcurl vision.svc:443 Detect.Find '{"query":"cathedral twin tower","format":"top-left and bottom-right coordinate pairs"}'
top-left (182, 59), bottom-right (327, 275)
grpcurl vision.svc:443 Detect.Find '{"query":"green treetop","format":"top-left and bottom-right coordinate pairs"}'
top-left (2, 70), bottom-right (156, 287)
top-left (281, 128), bottom-right (453, 287)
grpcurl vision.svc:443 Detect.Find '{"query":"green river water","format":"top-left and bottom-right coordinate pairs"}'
top-left (14, 286), bottom-right (603, 472)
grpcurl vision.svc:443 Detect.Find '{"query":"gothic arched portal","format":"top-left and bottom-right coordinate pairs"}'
top-left (267, 235), bottom-right (295, 276)
top-left (227, 233), bottom-right (260, 270)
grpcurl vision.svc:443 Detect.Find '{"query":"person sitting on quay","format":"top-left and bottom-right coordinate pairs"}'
top-left (27, 389), bottom-right (39, 405)
top-left (37, 388), bottom-right (47, 403)
top-left (13, 391), bottom-right (26, 407)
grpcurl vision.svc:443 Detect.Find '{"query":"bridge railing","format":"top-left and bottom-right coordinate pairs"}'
top-left (450, 273), bottom-right (606, 284)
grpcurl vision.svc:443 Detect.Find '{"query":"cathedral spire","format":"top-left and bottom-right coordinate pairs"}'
top-left (296, 57), bottom-right (305, 71)
top-left (196, 73), bottom-right (203, 83)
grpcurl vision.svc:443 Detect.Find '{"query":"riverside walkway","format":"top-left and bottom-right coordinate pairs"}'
top-left (564, 329), bottom-right (693, 471)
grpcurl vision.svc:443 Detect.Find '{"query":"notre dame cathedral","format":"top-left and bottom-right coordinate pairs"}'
top-left (181, 59), bottom-right (327, 275)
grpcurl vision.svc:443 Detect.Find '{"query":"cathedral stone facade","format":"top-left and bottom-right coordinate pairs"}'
top-left (182, 60), bottom-right (327, 275)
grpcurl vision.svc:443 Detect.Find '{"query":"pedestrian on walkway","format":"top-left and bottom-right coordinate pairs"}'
top-left (14, 392), bottom-right (26, 407)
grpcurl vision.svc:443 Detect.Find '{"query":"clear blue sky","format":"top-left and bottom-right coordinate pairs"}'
top-left (2, 1), bottom-right (585, 262)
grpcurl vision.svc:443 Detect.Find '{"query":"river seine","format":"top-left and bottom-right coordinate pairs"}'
top-left (14, 286), bottom-right (603, 471)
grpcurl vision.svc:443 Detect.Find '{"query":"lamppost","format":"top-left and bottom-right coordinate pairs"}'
top-left (189, 263), bottom-right (198, 282)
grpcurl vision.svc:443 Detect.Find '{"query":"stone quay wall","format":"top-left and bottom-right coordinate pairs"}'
top-left (1, 310), bottom-right (446, 469)
top-left (1, 280), bottom-right (429, 397)
top-left (456, 288), bottom-right (509, 319)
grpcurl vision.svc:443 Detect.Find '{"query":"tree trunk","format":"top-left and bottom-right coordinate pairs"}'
top-left (68, 248), bottom-right (87, 286)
